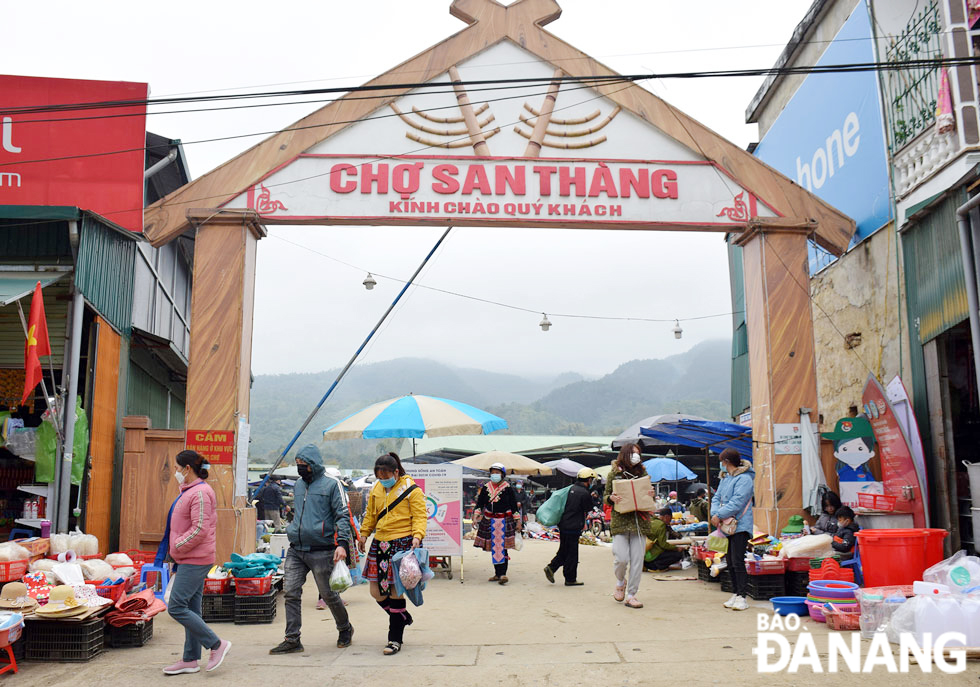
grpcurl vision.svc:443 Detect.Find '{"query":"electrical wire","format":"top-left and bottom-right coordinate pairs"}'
top-left (270, 233), bottom-right (740, 325)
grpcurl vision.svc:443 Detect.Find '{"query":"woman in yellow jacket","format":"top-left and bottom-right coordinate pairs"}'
top-left (357, 452), bottom-right (427, 655)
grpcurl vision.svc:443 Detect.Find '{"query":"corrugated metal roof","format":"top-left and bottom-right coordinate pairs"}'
top-left (902, 190), bottom-right (969, 343)
top-left (75, 215), bottom-right (136, 334)
top-left (399, 435), bottom-right (614, 457)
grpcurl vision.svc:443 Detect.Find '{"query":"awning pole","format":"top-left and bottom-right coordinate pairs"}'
top-left (252, 226), bottom-right (453, 501)
top-left (58, 288), bottom-right (85, 532)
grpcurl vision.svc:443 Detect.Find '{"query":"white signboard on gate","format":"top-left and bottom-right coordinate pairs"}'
top-left (404, 462), bottom-right (463, 557)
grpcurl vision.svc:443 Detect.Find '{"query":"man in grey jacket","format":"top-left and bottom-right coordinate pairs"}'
top-left (270, 444), bottom-right (354, 654)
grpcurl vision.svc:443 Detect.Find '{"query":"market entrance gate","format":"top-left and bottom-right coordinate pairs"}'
top-left (140, 0), bottom-right (856, 561)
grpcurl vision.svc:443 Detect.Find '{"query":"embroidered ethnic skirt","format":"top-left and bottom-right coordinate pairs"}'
top-left (474, 511), bottom-right (517, 565)
top-left (366, 535), bottom-right (414, 596)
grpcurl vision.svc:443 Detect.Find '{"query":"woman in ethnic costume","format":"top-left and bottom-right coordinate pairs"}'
top-left (472, 462), bottom-right (522, 585)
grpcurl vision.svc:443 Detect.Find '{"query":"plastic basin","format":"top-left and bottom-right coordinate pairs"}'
top-left (855, 528), bottom-right (948, 588)
top-left (771, 596), bottom-right (809, 616)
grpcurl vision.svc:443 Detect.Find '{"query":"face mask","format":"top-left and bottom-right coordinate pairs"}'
top-left (630, 453), bottom-right (642, 465)
top-left (297, 464), bottom-right (312, 481)
top-left (175, 469), bottom-right (186, 485)
top-left (720, 462), bottom-right (726, 472)
top-left (490, 474), bottom-right (502, 484)
top-left (379, 477), bottom-right (397, 489)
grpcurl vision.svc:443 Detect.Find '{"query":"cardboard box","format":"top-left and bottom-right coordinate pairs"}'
top-left (612, 478), bottom-right (656, 513)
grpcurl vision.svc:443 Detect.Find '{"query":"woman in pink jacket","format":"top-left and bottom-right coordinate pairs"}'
top-left (162, 450), bottom-right (231, 675)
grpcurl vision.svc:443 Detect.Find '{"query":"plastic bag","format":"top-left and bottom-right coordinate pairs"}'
top-left (923, 550), bottom-right (980, 592)
top-left (886, 594), bottom-right (922, 644)
top-left (392, 547), bottom-right (430, 607)
top-left (397, 551), bottom-right (422, 590)
top-left (776, 534), bottom-right (834, 560)
top-left (104, 553), bottom-right (134, 567)
top-left (329, 560), bottom-right (353, 593)
top-left (0, 543), bottom-right (30, 562)
top-left (49, 534), bottom-right (69, 555)
top-left (71, 396), bottom-right (87, 487)
top-left (34, 418), bottom-right (57, 484)
top-left (514, 532), bottom-right (524, 551)
top-left (707, 530), bottom-right (728, 554)
top-left (80, 559), bottom-right (114, 582)
top-left (535, 486), bottom-right (571, 527)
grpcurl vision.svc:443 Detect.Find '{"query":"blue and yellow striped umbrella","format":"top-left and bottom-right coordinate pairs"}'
top-left (322, 394), bottom-right (507, 440)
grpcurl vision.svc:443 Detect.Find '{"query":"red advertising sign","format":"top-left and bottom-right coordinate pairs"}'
top-left (185, 429), bottom-right (235, 466)
top-left (0, 74), bottom-right (148, 232)
top-left (862, 375), bottom-right (926, 527)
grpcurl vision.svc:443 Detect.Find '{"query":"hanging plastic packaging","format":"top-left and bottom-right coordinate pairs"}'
top-left (329, 560), bottom-right (353, 593)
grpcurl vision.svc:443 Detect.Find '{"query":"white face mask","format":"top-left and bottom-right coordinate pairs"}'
top-left (175, 469), bottom-right (186, 485)
top-left (630, 453), bottom-right (642, 465)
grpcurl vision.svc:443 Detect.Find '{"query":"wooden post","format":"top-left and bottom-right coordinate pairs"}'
top-left (735, 221), bottom-right (819, 535)
top-left (184, 211), bottom-right (265, 562)
top-left (85, 316), bottom-right (121, 552)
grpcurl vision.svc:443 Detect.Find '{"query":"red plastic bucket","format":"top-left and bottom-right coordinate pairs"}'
top-left (855, 528), bottom-right (948, 587)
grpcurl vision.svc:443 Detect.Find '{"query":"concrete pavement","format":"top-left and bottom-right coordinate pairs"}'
top-left (14, 539), bottom-right (978, 685)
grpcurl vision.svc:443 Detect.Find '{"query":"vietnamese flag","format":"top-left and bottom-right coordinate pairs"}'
top-left (21, 282), bottom-right (51, 405)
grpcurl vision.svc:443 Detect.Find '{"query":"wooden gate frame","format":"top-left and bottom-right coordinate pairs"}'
top-left (142, 0), bottom-right (857, 542)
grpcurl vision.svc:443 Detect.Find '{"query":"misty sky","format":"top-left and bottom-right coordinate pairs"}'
top-left (6, 0), bottom-right (815, 377)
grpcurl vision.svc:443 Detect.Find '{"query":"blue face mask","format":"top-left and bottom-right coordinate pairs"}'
top-left (379, 477), bottom-right (397, 489)
top-left (719, 462), bottom-right (726, 472)
top-left (490, 474), bottom-right (503, 484)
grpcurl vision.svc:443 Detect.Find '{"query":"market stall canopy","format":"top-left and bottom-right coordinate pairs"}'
top-left (639, 419), bottom-right (753, 461)
top-left (612, 414), bottom-right (707, 451)
top-left (322, 394), bottom-right (508, 440)
top-left (642, 457), bottom-right (697, 482)
top-left (452, 451), bottom-right (553, 475)
top-left (543, 458), bottom-right (588, 477)
top-left (594, 464), bottom-right (613, 483)
top-left (0, 271), bottom-right (69, 307)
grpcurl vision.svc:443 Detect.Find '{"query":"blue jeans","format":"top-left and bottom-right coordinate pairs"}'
top-left (167, 563), bottom-right (221, 662)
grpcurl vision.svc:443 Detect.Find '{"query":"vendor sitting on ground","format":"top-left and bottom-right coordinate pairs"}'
top-left (688, 488), bottom-right (709, 522)
top-left (831, 506), bottom-right (860, 557)
top-left (643, 507), bottom-right (689, 572)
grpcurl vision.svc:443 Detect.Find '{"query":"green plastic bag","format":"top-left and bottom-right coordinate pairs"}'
top-left (71, 396), bottom-right (88, 486)
top-left (535, 486), bottom-right (571, 527)
top-left (707, 530), bottom-right (729, 554)
top-left (34, 419), bottom-right (57, 483)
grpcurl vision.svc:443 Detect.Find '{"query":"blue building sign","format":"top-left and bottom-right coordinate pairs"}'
top-left (753, 2), bottom-right (891, 273)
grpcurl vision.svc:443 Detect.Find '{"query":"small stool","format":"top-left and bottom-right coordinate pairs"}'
top-left (7, 529), bottom-right (33, 542)
top-left (0, 645), bottom-right (16, 675)
top-left (139, 564), bottom-right (171, 603)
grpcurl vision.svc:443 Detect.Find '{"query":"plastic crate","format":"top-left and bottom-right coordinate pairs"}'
top-left (785, 571), bottom-right (810, 597)
top-left (697, 564), bottom-right (720, 582)
top-left (25, 618), bottom-right (104, 662)
top-left (202, 593), bottom-right (236, 623)
top-left (785, 558), bottom-right (812, 572)
top-left (234, 576), bottom-right (272, 596)
top-left (204, 578), bottom-right (232, 595)
top-left (808, 555), bottom-right (842, 569)
top-left (124, 550), bottom-right (157, 564)
top-left (85, 580), bottom-right (126, 605)
top-left (234, 591), bottom-right (278, 624)
top-left (857, 493), bottom-right (898, 511)
top-left (0, 560), bottom-right (28, 584)
top-left (747, 575), bottom-right (786, 601)
top-left (720, 569), bottom-right (733, 593)
top-left (747, 559), bottom-right (786, 575)
top-left (105, 619), bottom-right (153, 648)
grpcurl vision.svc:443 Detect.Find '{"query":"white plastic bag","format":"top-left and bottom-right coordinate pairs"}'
top-left (0, 542), bottom-right (30, 562)
top-left (776, 534), bottom-right (834, 560)
top-left (923, 550), bottom-right (980, 592)
top-left (104, 553), bottom-right (134, 567)
top-left (163, 574), bottom-right (176, 605)
top-left (514, 532), bottom-right (524, 551)
top-left (329, 560), bottom-right (353, 593)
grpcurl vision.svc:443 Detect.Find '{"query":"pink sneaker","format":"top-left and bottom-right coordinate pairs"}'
top-left (206, 640), bottom-right (231, 672)
top-left (163, 660), bottom-right (200, 675)
top-left (316, 598), bottom-right (327, 610)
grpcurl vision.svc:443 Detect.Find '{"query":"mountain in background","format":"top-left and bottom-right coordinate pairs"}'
top-left (247, 339), bottom-right (731, 467)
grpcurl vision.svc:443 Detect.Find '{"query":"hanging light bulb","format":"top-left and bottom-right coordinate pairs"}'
top-left (672, 320), bottom-right (683, 339)
top-left (539, 313), bottom-right (552, 332)
top-left (362, 273), bottom-right (377, 290)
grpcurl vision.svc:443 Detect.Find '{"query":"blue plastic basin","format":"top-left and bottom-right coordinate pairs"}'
top-left (770, 596), bottom-right (809, 616)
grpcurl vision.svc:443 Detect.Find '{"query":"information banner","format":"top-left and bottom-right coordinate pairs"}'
top-left (404, 462), bottom-right (463, 556)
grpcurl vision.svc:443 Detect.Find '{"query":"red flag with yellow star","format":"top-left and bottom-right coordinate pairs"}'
top-left (22, 282), bottom-right (51, 405)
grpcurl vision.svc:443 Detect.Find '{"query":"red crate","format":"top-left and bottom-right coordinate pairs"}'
top-left (234, 577), bottom-right (272, 596)
top-left (86, 580), bottom-right (126, 604)
top-left (824, 604), bottom-right (861, 631)
top-left (857, 493), bottom-right (898, 511)
top-left (747, 559), bottom-right (786, 575)
top-left (124, 550), bottom-right (157, 564)
top-left (204, 578), bottom-right (232, 595)
top-left (0, 560), bottom-right (28, 583)
top-left (785, 557), bottom-right (813, 572)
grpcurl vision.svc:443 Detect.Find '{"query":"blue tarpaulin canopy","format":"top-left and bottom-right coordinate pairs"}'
top-left (639, 419), bottom-right (753, 461)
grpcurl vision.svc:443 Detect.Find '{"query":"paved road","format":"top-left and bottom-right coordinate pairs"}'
top-left (16, 539), bottom-right (979, 685)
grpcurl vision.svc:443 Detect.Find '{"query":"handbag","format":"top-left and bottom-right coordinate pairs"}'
top-left (720, 499), bottom-right (752, 536)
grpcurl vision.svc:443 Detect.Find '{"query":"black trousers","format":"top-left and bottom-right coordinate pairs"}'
top-left (644, 549), bottom-right (683, 571)
top-left (548, 531), bottom-right (580, 582)
top-left (726, 531), bottom-right (750, 597)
